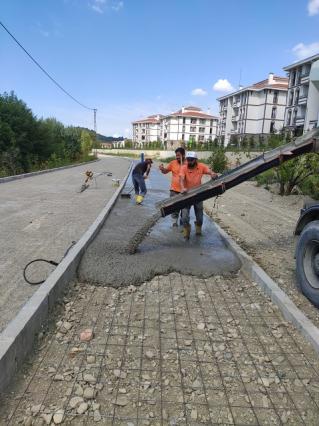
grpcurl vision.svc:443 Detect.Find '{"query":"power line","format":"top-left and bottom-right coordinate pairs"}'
top-left (0, 20), bottom-right (95, 111)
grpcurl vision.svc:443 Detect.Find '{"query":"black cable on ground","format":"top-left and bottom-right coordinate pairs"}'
top-left (23, 241), bottom-right (77, 285)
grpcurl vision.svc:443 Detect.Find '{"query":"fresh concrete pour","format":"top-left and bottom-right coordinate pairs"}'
top-left (78, 168), bottom-right (241, 286)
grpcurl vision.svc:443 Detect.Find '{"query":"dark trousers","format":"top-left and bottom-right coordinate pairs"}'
top-left (132, 174), bottom-right (147, 196)
top-left (170, 190), bottom-right (180, 220)
top-left (182, 201), bottom-right (203, 226)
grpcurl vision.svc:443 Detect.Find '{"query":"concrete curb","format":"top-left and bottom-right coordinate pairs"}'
top-left (0, 159), bottom-right (99, 184)
top-left (214, 221), bottom-right (319, 354)
top-left (0, 162), bottom-right (133, 393)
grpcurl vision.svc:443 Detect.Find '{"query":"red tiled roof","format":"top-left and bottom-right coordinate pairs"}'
top-left (169, 111), bottom-right (219, 119)
top-left (251, 76), bottom-right (288, 90)
top-left (132, 115), bottom-right (162, 124)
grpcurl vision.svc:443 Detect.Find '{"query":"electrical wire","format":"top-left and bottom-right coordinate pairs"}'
top-left (0, 20), bottom-right (95, 111)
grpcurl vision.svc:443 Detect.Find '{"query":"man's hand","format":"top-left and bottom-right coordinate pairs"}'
top-left (181, 188), bottom-right (188, 194)
top-left (211, 172), bottom-right (219, 179)
top-left (159, 164), bottom-right (165, 172)
top-left (143, 175), bottom-right (148, 180)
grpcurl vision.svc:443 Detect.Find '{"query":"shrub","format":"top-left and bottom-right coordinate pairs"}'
top-left (207, 148), bottom-right (228, 173)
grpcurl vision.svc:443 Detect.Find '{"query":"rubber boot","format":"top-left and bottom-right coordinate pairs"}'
top-left (136, 195), bottom-right (144, 205)
top-left (195, 222), bottom-right (202, 236)
top-left (183, 224), bottom-right (191, 240)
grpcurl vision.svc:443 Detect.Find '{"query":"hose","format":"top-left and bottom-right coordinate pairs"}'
top-left (23, 241), bottom-right (77, 285)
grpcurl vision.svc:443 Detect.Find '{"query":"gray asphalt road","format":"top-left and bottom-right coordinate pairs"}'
top-left (0, 156), bottom-right (130, 332)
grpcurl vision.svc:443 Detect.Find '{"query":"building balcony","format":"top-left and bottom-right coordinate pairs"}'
top-left (295, 116), bottom-right (305, 125)
top-left (298, 95), bottom-right (308, 105)
top-left (230, 129), bottom-right (238, 134)
top-left (232, 101), bottom-right (240, 108)
top-left (300, 73), bottom-right (310, 84)
top-left (232, 115), bottom-right (239, 121)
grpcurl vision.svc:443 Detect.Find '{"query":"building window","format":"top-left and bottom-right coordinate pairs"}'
top-left (273, 91), bottom-right (278, 104)
top-left (199, 135), bottom-right (205, 142)
top-left (287, 110), bottom-right (292, 126)
top-left (199, 127), bottom-right (205, 133)
top-left (190, 118), bottom-right (197, 124)
top-left (190, 126), bottom-right (196, 132)
top-left (199, 119), bottom-right (206, 124)
top-left (189, 134), bottom-right (196, 142)
top-left (182, 125), bottom-right (186, 132)
top-left (288, 91), bottom-right (294, 106)
top-left (295, 89), bottom-right (299, 105)
top-left (183, 117), bottom-right (186, 124)
top-left (210, 127), bottom-right (212, 134)
top-left (182, 134), bottom-right (185, 140)
top-left (270, 121), bottom-right (275, 133)
top-left (271, 107), bottom-right (277, 119)
top-left (142, 135), bottom-right (145, 140)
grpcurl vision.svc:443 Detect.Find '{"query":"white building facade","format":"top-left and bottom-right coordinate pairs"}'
top-left (217, 73), bottom-right (288, 145)
top-left (132, 106), bottom-right (219, 148)
top-left (132, 115), bottom-right (163, 146)
top-left (283, 54), bottom-right (319, 135)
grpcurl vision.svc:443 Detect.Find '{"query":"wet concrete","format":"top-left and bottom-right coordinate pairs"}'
top-left (78, 168), bottom-right (241, 287)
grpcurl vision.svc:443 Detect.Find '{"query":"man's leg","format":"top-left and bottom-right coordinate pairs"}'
top-left (170, 190), bottom-right (180, 226)
top-left (132, 175), bottom-right (139, 195)
top-left (181, 206), bottom-right (191, 239)
top-left (194, 201), bottom-right (204, 235)
top-left (138, 175), bottom-right (147, 196)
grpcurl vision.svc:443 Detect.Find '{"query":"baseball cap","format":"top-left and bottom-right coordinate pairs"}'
top-left (186, 151), bottom-right (198, 159)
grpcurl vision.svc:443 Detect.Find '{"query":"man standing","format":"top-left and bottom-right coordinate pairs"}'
top-left (132, 158), bottom-right (153, 204)
top-left (159, 147), bottom-right (185, 226)
top-left (179, 151), bottom-right (218, 239)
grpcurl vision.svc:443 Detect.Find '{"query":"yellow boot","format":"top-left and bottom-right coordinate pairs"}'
top-left (183, 224), bottom-right (191, 240)
top-left (195, 222), bottom-right (202, 236)
top-left (136, 195), bottom-right (144, 204)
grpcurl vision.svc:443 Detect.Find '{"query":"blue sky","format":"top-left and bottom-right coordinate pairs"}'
top-left (1, 0), bottom-right (319, 137)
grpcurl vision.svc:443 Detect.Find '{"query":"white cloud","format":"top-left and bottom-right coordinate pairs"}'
top-left (89, 0), bottom-right (123, 13)
top-left (212, 79), bottom-right (234, 93)
top-left (308, 0), bottom-right (319, 15)
top-left (191, 88), bottom-right (207, 96)
top-left (292, 41), bottom-right (319, 60)
top-left (112, 1), bottom-right (124, 11)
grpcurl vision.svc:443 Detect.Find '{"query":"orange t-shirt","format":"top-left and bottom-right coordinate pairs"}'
top-left (166, 159), bottom-right (185, 192)
top-left (179, 163), bottom-right (211, 189)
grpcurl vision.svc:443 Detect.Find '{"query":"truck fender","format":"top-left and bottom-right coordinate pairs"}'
top-left (294, 205), bottom-right (319, 236)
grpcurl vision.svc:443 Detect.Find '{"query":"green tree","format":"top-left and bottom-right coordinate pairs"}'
top-left (207, 148), bottom-right (228, 173)
top-left (81, 130), bottom-right (93, 157)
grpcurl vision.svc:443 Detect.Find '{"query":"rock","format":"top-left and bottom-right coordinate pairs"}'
top-left (69, 396), bottom-right (84, 408)
top-left (184, 340), bottom-right (192, 346)
top-left (95, 383), bottom-right (104, 391)
top-left (191, 409), bottom-right (198, 420)
top-left (41, 413), bottom-right (53, 425)
top-left (83, 373), bottom-right (97, 384)
top-left (53, 374), bottom-right (64, 381)
top-left (87, 355), bottom-right (96, 364)
top-left (24, 417), bottom-right (33, 426)
top-left (197, 323), bottom-right (205, 330)
top-left (93, 410), bottom-right (102, 422)
top-left (119, 388), bottom-right (127, 394)
top-left (192, 379), bottom-right (202, 389)
top-left (113, 369), bottom-right (127, 379)
top-left (83, 387), bottom-right (95, 399)
top-left (74, 384), bottom-right (84, 396)
top-left (31, 404), bottom-right (43, 414)
top-left (113, 396), bottom-right (129, 406)
top-left (92, 403), bottom-right (100, 411)
top-left (77, 402), bottom-right (89, 415)
top-left (48, 367), bottom-right (56, 374)
top-left (80, 329), bottom-right (94, 342)
top-left (145, 350), bottom-right (154, 359)
top-left (53, 410), bottom-right (64, 424)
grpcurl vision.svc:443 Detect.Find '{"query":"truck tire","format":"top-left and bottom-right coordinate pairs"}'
top-left (296, 220), bottom-right (319, 308)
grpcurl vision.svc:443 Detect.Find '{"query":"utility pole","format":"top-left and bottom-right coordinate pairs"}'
top-left (93, 108), bottom-right (97, 157)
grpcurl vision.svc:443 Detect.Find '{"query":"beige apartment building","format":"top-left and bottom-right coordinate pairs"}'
top-left (217, 73), bottom-right (288, 145)
top-left (283, 53), bottom-right (319, 135)
top-left (132, 106), bottom-right (219, 148)
top-left (132, 115), bottom-right (163, 146)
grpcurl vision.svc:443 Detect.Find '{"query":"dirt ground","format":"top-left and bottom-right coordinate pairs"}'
top-left (205, 181), bottom-right (319, 328)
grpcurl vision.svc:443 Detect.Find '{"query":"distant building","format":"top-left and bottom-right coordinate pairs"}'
top-left (217, 73), bottom-right (288, 145)
top-left (132, 106), bottom-right (218, 148)
top-left (161, 106), bottom-right (219, 149)
top-left (132, 115), bottom-right (163, 146)
top-left (283, 54), bottom-right (319, 135)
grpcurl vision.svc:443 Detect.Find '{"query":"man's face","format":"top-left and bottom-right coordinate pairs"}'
top-left (175, 152), bottom-right (183, 162)
top-left (187, 158), bottom-right (197, 168)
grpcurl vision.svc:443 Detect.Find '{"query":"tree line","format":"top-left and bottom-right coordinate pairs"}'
top-left (0, 91), bottom-right (96, 177)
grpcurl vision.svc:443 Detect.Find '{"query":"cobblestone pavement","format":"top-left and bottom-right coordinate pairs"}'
top-left (1, 273), bottom-right (319, 425)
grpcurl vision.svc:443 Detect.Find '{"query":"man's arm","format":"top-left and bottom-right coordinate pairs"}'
top-left (159, 164), bottom-right (169, 174)
top-left (144, 163), bottom-right (151, 179)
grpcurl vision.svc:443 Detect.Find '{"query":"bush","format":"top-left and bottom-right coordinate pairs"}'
top-left (207, 148), bottom-right (228, 173)
top-left (255, 169), bottom-right (277, 189)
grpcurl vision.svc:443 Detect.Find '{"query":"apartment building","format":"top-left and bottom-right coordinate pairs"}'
top-left (132, 106), bottom-right (219, 148)
top-left (132, 114), bottom-right (163, 146)
top-left (283, 53), bottom-right (319, 135)
top-left (161, 106), bottom-right (219, 148)
top-left (217, 73), bottom-right (288, 145)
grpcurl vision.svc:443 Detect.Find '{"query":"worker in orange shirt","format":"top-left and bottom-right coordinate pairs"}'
top-left (180, 151), bottom-right (218, 239)
top-left (159, 147), bottom-right (186, 226)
